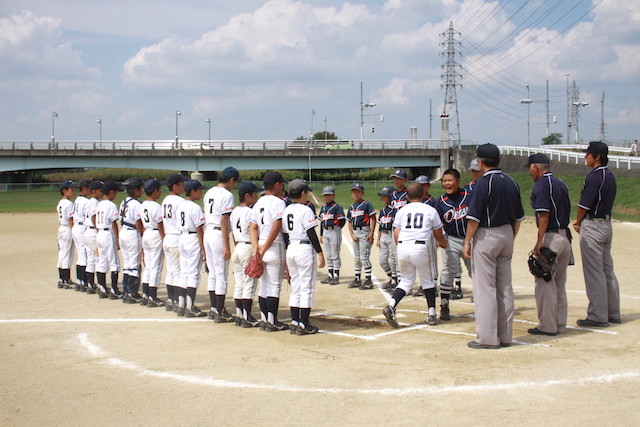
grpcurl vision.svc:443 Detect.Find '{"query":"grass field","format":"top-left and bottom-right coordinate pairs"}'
top-left (1, 173), bottom-right (639, 221)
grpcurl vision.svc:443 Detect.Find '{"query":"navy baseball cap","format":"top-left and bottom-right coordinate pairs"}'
top-left (378, 186), bottom-right (394, 197)
top-left (390, 169), bottom-right (408, 179)
top-left (144, 179), bottom-right (162, 194)
top-left (263, 171), bottom-right (287, 186)
top-left (525, 153), bottom-right (551, 167)
top-left (583, 141), bottom-right (608, 156)
top-left (288, 179), bottom-right (312, 195)
top-left (102, 180), bottom-right (124, 192)
top-left (220, 166), bottom-right (240, 181)
top-left (123, 177), bottom-right (144, 190)
top-left (476, 143), bottom-right (500, 161)
top-left (415, 175), bottom-right (430, 184)
top-left (89, 180), bottom-right (104, 191)
top-left (78, 178), bottom-right (92, 188)
top-left (469, 157), bottom-right (481, 171)
top-left (166, 173), bottom-right (186, 189)
top-left (351, 183), bottom-right (364, 192)
top-left (184, 179), bottom-right (207, 192)
top-left (238, 182), bottom-right (260, 197)
top-left (321, 186), bottom-right (335, 195)
top-left (59, 180), bottom-right (77, 190)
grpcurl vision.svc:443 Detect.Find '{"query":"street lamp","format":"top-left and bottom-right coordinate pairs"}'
top-left (175, 110), bottom-right (181, 149)
top-left (360, 81), bottom-right (376, 143)
top-left (572, 101), bottom-right (589, 144)
top-left (309, 109), bottom-right (315, 181)
top-left (205, 118), bottom-right (211, 142)
top-left (323, 117), bottom-right (328, 144)
top-left (96, 119), bottom-right (102, 147)
top-left (521, 85), bottom-right (531, 147)
top-left (51, 111), bottom-right (58, 149)
top-left (520, 80), bottom-right (551, 145)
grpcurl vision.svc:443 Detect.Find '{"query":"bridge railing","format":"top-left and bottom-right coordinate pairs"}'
top-left (0, 139), bottom-right (448, 151)
top-left (498, 145), bottom-right (640, 170)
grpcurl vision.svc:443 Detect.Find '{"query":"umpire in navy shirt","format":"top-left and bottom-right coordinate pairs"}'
top-left (463, 143), bottom-right (525, 349)
top-left (573, 141), bottom-right (620, 327)
top-left (526, 153), bottom-right (572, 336)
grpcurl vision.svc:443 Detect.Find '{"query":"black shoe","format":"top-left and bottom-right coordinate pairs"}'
top-left (467, 340), bottom-right (500, 350)
top-left (348, 278), bottom-right (361, 288)
top-left (320, 276), bottom-right (332, 284)
top-left (86, 286), bottom-right (96, 295)
top-left (609, 318), bottom-right (622, 324)
top-left (176, 307), bottom-right (185, 317)
top-left (527, 327), bottom-right (558, 336)
top-left (440, 305), bottom-right (450, 321)
top-left (122, 293), bottom-right (137, 304)
top-left (98, 291), bottom-right (109, 299)
top-left (185, 307), bottom-right (207, 318)
top-left (383, 305), bottom-right (398, 328)
top-left (451, 288), bottom-right (463, 300)
top-left (235, 316), bottom-right (243, 326)
top-left (146, 298), bottom-right (165, 308)
top-left (577, 319), bottom-right (609, 328)
top-left (108, 291), bottom-right (122, 300)
top-left (296, 324), bottom-right (319, 335)
top-left (130, 293), bottom-right (143, 303)
top-left (413, 288), bottom-right (425, 297)
top-left (264, 320), bottom-right (288, 332)
top-left (63, 282), bottom-right (74, 290)
top-left (213, 309), bottom-right (234, 323)
top-left (290, 324), bottom-right (298, 334)
top-left (329, 276), bottom-right (340, 285)
top-left (208, 310), bottom-right (216, 320)
top-left (383, 280), bottom-right (394, 289)
top-left (241, 316), bottom-right (260, 328)
top-left (359, 279), bottom-right (373, 290)
top-left (427, 314), bottom-right (437, 325)
top-left (259, 321), bottom-right (267, 331)
top-left (139, 297), bottom-right (148, 306)
top-left (165, 301), bottom-right (174, 312)
top-left (57, 280), bottom-right (64, 289)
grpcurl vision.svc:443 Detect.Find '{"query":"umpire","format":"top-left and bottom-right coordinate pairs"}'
top-left (463, 143), bottom-right (524, 349)
top-left (573, 141), bottom-right (621, 327)
top-left (526, 153), bottom-right (571, 336)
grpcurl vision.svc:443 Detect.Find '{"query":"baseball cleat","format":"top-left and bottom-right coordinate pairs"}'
top-left (259, 321), bottom-right (267, 331)
top-left (359, 279), bottom-right (373, 290)
top-left (139, 297), bottom-right (148, 306)
top-left (146, 298), bottom-right (165, 308)
top-left (347, 278), bottom-right (361, 288)
top-left (329, 277), bottom-right (340, 285)
top-left (165, 301), bottom-right (174, 312)
top-left (241, 316), bottom-right (260, 328)
top-left (122, 293), bottom-right (137, 304)
top-left (383, 280), bottom-right (394, 290)
top-left (413, 288), bottom-right (425, 297)
top-left (383, 305), bottom-right (398, 328)
top-left (427, 315), bottom-right (437, 325)
top-left (451, 288), bottom-right (463, 300)
top-left (296, 324), bottom-right (319, 335)
top-left (208, 310), bottom-right (216, 320)
top-left (235, 316), bottom-right (243, 326)
top-left (63, 282), bottom-right (74, 290)
top-left (290, 323), bottom-right (298, 334)
top-left (440, 305), bottom-right (451, 321)
top-left (185, 307), bottom-right (207, 318)
top-left (131, 293), bottom-right (143, 303)
top-left (86, 286), bottom-right (96, 295)
top-left (467, 340), bottom-right (501, 350)
top-left (264, 320), bottom-right (289, 332)
top-left (176, 307), bottom-right (185, 317)
top-left (320, 276), bottom-right (332, 284)
top-left (57, 280), bottom-right (64, 289)
top-left (108, 291), bottom-right (122, 300)
top-left (213, 309), bottom-right (234, 323)
top-left (98, 291), bottom-right (109, 299)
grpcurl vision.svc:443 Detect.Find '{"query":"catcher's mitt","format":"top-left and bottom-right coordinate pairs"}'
top-left (528, 247), bottom-right (557, 282)
top-left (245, 252), bottom-right (265, 278)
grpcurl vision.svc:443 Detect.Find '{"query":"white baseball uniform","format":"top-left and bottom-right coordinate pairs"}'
top-left (203, 186), bottom-right (234, 294)
top-left (83, 196), bottom-right (100, 274)
top-left (231, 205), bottom-right (257, 300)
top-left (176, 199), bottom-right (205, 289)
top-left (95, 199), bottom-right (120, 273)
top-left (393, 202), bottom-right (443, 294)
top-left (72, 195), bottom-right (89, 268)
top-left (141, 200), bottom-right (164, 288)
top-left (250, 195), bottom-right (286, 298)
top-left (282, 203), bottom-right (318, 309)
top-left (162, 194), bottom-right (184, 286)
top-left (119, 197), bottom-right (142, 278)
top-left (56, 198), bottom-right (75, 269)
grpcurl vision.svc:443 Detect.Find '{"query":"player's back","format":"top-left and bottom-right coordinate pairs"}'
top-left (57, 198), bottom-right (74, 226)
top-left (282, 203), bottom-right (316, 241)
top-left (162, 194), bottom-right (184, 235)
top-left (251, 195), bottom-right (285, 242)
top-left (394, 202), bottom-right (442, 242)
top-left (141, 200), bottom-right (163, 230)
top-left (73, 195), bottom-right (89, 224)
top-left (230, 205), bottom-right (252, 243)
top-left (203, 186), bottom-right (234, 227)
top-left (175, 200), bottom-right (204, 233)
top-left (95, 200), bottom-right (118, 230)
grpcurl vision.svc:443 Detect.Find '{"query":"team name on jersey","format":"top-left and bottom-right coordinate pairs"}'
top-left (442, 206), bottom-right (468, 223)
top-left (391, 199), bottom-right (407, 210)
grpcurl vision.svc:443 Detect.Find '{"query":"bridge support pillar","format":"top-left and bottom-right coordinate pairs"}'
top-left (190, 171), bottom-right (203, 181)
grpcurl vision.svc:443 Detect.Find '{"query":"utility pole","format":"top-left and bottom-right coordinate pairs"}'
top-left (440, 22), bottom-right (462, 152)
top-left (429, 98), bottom-right (433, 139)
top-left (600, 91), bottom-right (605, 142)
top-left (545, 80), bottom-right (550, 137)
top-left (526, 85), bottom-right (531, 147)
top-left (566, 74), bottom-right (570, 144)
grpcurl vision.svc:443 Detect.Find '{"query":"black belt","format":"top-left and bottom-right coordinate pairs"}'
top-left (209, 226), bottom-right (222, 230)
top-left (76, 222), bottom-right (84, 226)
top-left (89, 226), bottom-right (95, 230)
top-left (122, 221), bottom-right (136, 228)
top-left (149, 228), bottom-right (158, 231)
top-left (293, 240), bottom-right (310, 244)
top-left (399, 240), bottom-right (426, 244)
top-left (101, 228), bottom-right (110, 231)
top-left (240, 241), bottom-right (252, 245)
top-left (188, 231), bottom-right (197, 234)
top-left (353, 226), bottom-right (368, 230)
top-left (587, 214), bottom-right (611, 220)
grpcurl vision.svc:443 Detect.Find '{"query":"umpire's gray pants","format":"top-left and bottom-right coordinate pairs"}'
top-left (323, 227), bottom-right (342, 270)
top-left (378, 230), bottom-right (397, 274)
top-left (440, 235), bottom-right (471, 292)
top-left (352, 226), bottom-right (372, 273)
top-left (471, 225), bottom-right (514, 346)
top-left (580, 219), bottom-right (620, 323)
top-left (535, 230), bottom-right (571, 333)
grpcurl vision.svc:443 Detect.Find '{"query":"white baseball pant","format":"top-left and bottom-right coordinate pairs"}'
top-left (258, 240), bottom-right (285, 298)
top-left (119, 228), bottom-right (141, 278)
top-left (72, 224), bottom-right (87, 266)
top-left (178, 233), bottom-right (201, 289)
top-left (204, 228), bottom-right (229, 294)
top-left (142, 230), bottom-right (164, 288)
top-left (163, 234), bottom-right (180, 286)
top-left (232, 242), bottom-right (257, 299)
top-left (286, 242), bottom-right (317, 309)
top-left (396, 241), bottom-right (435, 294)
top-left (83, 228), bottom-right (98, 273)
top-left (57, 226), bottom-right (74, 269)
top-left (96, 230), bottom-right (119, 273)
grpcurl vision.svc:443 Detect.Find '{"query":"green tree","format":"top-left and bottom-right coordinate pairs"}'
top-left (312, 131), bottom-right (338, 141)
top-left (542, 132), bottom-right (563, 145)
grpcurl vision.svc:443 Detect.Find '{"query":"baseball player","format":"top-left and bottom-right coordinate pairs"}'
top-left (203, 167), bottom-right (239, 323)
top-left (412, 174), bottom-right (438, 297)
top-left (383, 182), bottom-right (448, 327)
top-left (83, 180), bottom-right (104, 294)
top-left (140, 179), bottom-right (166, 308)
top-left (573, 141), bottom-right (620, 327)
top-left (318, 186), bottom-right (345, 285)
top-left (120, 177), bottom-right (145, 304)
top-left (463, 143), bottom-right (524, 349)
top-left (434, 169), bottom-right (472, 320)
top-left (56, 180), bottom-right (77, 289)
top-left (376, 186), bottom-right (398, 291)
top-left (72, 178), bottom-right (92, 291)
top-left (390, 169), bottom-right (409, 211)
top-left (284, 195), bottom-right (317, 215)
top-left (526, 153), bottom-right (571, 336)
top-left (464, 157), bottom-right (482, 194)
top-left (162, 173), bottom-right (186, 312)
top-left (346, 183), bottom-right (376, 290)
top-left (95, 180), bottom-right (124, 299)
top-left (175, 179), bottom-right (208, 317)
top-left (282, 179), bottom-right (326, 335)
top-left (230, 182), bottom-right (261, 327)
top-left (249, 171), bottom-right (288, 332)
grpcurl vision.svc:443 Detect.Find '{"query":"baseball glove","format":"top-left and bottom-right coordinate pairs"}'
top-left (528, 247), bottom-right (557, 282)
top-left (244, 252), bottom-right (265, 278)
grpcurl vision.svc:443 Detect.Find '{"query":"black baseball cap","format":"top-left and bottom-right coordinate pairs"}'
top-left (288, 179), bottom-right (312, 195)
top-left (59, 180), bottom-right (78, 190)
top-left (390, 169), bottom-right (408, 179)
top-left (166, 173), bottom-right (186, 189)
top-left (525, 153), bottom-right (551, 167)
top-left (322, 185), bottom-right (335, 195)
top-left (89, 180), bottom-right (104, 191)
top-left (220, 166), bottom-right (240, 181)
top-left (123, 177), bottom-right (144, 190)
top-left (78, 178), bottom-right (92, 189)
top-left (476, 143), bottom-right (500, 161)
top-left (238, 182), bottom-right (260, 197)
top-left (351, 183), bottom-right (364, 192)
top-left (185, 179), bottom-right (207, 192)
top-left (263, 171), bottom-right (287, 186)
top-left (102, 180), bottom-right (124, 192)
top-left (144, 179), bottom-right (162, 194)
top-left (378, 186), bottom-right (394, 197)
top-left (415, 175), bottom-right (430, 184)
top-left (583, 141), bottom-right (608, 156)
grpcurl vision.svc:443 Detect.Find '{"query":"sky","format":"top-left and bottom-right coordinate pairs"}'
top-left (1, 0), bottom-right (639, 146)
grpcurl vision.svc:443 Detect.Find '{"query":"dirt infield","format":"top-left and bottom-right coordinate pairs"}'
top-left (1, 213), bottom-right (639, 426)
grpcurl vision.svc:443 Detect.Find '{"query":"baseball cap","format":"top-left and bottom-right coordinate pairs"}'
top-left (220, 166), bottom-right (240, 181)
top-left (378, 186), bottom-right (394, 197)
top-left (263, 171), bottom-right (287, 186)
top-left (102, 180), bottom-right (124, 192)
top-left (476, 143), bottom-right (500, 161)
top-left (288, 179), bottom-right (312, 195)
top-left (78, 178), bottom-right (92, 189)
top-left (59, 180), bottom-right (77, 191)
top-left (415, 175), bottom-right (430, 184)
top-left (525, 153), bottom-right (551, 167)
top-left (351, 183), bottom-right (364, 192)
top-left (583, 141), bottom-right (608, 156)
top-left (166, 173), bottom-right (186, 189)
top-left (390, 169), bottom-right (408, 179)
top-left (89, 180), bottom-right (104, 191)
top-left (238, 182), bottom-right (260, 197)
top-left (469, 157), bottom-right (481, 172)
top-left (123, 177), bottom-right (144, 190)
top-left (184, 179), bottom-right (207, 192)
top-left (321, 185), bottom-right (335, 196)
top-left (144, 179), bottom-right (162, 194)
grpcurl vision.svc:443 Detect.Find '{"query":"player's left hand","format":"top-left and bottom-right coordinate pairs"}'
top-left (317, 253), bottom-right (325, 269)
top-left (223, 247), bottom-right (231, 260)
top-left (533, 240), bottom-right (543, 256)
top-left (572, 221), bottom-right (580, 233)
top-left (366, 234), bottom-right (374, 244)
top-left (463, 241), bottom-right (472, 259)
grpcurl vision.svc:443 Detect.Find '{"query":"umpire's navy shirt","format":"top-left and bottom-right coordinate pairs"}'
top-left (467, 169), bottom-right (525, 227)
top-left (435, 189), bottom-right (471, 238)
top-left (531, 172), bottom-right (570, 230)
top-left (578, 166), bottom-right (616, 218)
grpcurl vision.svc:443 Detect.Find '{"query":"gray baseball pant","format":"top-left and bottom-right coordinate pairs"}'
top-left (440, 235), bottom-right (471, 295)
top-left (378, 230), bottom-right (397, 275)
top-left (352, 227), bottom-right (372, 274)
top-left (471, 224), bottom-right (515, 346)
top-left (322, 227), bottom-right (342, 270)
top-left (579, 219), bottom-right (620, 323)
